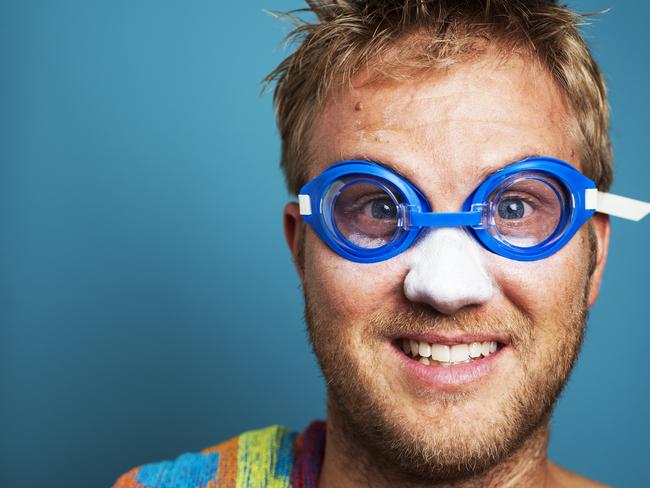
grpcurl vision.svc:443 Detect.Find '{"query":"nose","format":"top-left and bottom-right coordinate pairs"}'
top-left (403, 228), bottom-right (494, 315)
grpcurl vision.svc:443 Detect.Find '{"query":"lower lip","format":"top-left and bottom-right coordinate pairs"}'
top-left (390, 341), bottom-right (508, 390)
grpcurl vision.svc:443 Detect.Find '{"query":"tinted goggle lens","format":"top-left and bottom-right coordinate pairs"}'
top-left (487, 173), bottom-right (570, 248)
top-left (325, 177), bottom-right (404, 249)
top-left (321, 171), bottom-right (573, 253)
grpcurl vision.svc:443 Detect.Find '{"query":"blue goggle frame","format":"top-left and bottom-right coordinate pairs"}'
top-left (297, 156), bottom-right (648, 263)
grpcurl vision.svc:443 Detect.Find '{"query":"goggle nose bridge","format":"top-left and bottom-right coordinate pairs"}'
top-left (401, 203), bottom-right (491, 230)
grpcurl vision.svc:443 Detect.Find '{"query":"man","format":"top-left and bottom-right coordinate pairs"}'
top-left (114, 1), bottom-right (649, 487)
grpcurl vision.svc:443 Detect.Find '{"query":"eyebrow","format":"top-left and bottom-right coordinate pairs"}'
top-left (336, 154), bottom-right (417, 183)
top-left (360, 157), bottom-right (412, 179)
top-left (473, 151), bottom-right (543, 183)
top-left (341, 151), bottom-right (545, 185)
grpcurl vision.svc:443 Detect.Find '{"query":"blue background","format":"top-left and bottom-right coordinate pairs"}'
top-left (1, 1), bottom-right (648, 487)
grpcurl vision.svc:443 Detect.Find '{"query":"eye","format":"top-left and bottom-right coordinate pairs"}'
top-left (329, 179), bottom-right (403, 249)
top-left (369, 198), bottom-right (398, 219)
top-left (497, 197), bottom-right (531, 220)
top-left (486, 173), bottom-right (569, 249)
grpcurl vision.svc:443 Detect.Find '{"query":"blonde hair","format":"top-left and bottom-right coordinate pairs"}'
top-left (264, 0), bottom-right (612, 195)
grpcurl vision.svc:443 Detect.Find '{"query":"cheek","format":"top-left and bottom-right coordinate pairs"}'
top-left (489, 230), bottom-right (591, 323)
top-left (304, 232), bottom-right (407, 321)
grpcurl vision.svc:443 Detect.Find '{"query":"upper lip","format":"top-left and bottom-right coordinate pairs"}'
top-left (393, 331), bottom-right (510, 346)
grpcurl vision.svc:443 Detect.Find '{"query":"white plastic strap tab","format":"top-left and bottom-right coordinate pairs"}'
top-left (584, 188), bottom-right (598, 210)
top-left (298, 194), bottom-right (312, 216)
top-left (588, 190), bottom-right (650, 221)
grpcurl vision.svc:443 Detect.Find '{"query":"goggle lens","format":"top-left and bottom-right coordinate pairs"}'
top-left (326, 177), bottom-right (403, 249)
top-left (488, 173), bottom-right (569, 248)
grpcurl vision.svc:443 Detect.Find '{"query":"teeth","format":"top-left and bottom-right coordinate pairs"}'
top-left (403, 340), bottom-right (500, 365)
top-left (430, 344), bottom-right (450, 362)
top-left (469, 342), bottom-right (482, 358)
top-left (449, 344), bottom-right (470, 362)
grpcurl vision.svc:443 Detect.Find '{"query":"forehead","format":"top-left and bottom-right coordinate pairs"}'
top-left (308, 49), bottom-right (578, 192)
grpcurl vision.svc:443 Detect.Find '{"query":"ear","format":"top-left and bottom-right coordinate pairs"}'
top-left (283, 202), bottom-right (305, 282)
top-left (586, 213), bottom-right (610, 307)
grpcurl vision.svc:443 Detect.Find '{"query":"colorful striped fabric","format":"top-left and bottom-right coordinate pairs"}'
top-left (113, 421), bottom-right (326, 488)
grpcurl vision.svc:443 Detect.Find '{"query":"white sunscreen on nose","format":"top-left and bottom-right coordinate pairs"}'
top-left (403, 227), bottom-right (494, 314)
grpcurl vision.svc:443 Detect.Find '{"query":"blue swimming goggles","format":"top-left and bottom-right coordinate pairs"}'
top-left (298, 156), bottom-right (650, 262)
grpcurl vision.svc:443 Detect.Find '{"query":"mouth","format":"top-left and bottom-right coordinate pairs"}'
top-left (395, 337), bottom-right (505, 366)
top-left (390, 334), bottom-right (511, 388)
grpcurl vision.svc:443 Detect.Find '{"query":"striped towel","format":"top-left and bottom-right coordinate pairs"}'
top-left (113, 420), bottom-right (325, 488)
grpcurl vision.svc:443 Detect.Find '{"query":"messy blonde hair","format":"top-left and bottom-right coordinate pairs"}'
top-left (264, 0), bottom-right (612, 195)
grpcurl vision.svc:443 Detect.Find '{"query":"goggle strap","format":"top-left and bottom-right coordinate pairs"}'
top-left (591, 190), bottom-right (650, 221)
top-left (298, 194), bottom-right (312, 216)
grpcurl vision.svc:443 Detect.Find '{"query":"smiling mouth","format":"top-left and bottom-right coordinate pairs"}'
top-left (394, 338), bottom-right (506, 367)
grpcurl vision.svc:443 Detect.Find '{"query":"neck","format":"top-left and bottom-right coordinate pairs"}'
top-left (318, 401), bottom-right (555, 488)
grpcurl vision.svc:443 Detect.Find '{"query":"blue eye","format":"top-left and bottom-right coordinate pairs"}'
top-left (497, 198), bottom-right (526, 219)
top-left (370, 198), bottom-right (397, 219)
top-left (332, 183), bottom-right (401, 249)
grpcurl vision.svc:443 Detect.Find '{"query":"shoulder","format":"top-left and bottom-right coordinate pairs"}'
top-left (112, 424), bottom-right (300, 488)
top-left (547, 461), bottom-right (610, 488)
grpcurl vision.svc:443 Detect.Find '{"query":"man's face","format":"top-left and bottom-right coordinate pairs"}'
top-left (285, 49), bottom-right (608, 482)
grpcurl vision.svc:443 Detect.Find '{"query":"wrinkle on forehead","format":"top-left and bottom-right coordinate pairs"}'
top-left (357, 74), bottom-right (566, 135)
